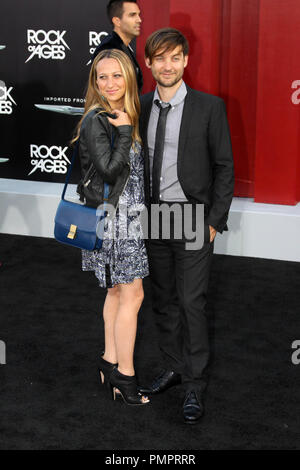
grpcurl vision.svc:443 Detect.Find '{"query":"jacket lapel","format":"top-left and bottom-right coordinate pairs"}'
top-left (140, 92), bottom-right (154, 204)
top-left (177, 85), bottom-right (195, 175)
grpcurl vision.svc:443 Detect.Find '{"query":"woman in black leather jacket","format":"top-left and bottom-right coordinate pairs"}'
top-left (74, 49), bottom-right (149, 406)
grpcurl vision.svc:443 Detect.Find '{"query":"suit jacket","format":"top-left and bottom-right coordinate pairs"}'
top-left (92, 31), bottom-right (143, 92)
top-left (140, 85), bottom-right (235, 233)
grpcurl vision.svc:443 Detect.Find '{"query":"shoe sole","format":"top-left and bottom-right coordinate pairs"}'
top-left (183, 418), bottom-right (201, 424)
top-left (138, 383), bottom-right (181, 395)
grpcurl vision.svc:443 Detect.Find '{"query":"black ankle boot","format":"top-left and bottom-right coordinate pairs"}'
top-left (98, 354), bottom-right (118, 386)
top-left (109, 368), bottom-right (150, 406)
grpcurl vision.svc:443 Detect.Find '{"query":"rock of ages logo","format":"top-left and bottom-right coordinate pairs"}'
top-left (0, 80), bottom-right (16, 115)
top-left (28, 144), bottom-right (70, 175)
top-left (25, 29), bottom-right (70, 63)
top-left (86, 31), bottom-right (108, 65)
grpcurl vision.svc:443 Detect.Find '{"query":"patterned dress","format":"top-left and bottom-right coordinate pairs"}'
top-left (81, 142), bottom-right (149, 288)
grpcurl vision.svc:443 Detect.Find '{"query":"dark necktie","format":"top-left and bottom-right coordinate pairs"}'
top-left (152, 99), bottom-right (171, 203)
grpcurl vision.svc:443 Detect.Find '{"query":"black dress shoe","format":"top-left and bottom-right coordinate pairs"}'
top-left (138, 369), bottom-right (181, 395)
top-left (183, 390), bottom-right (204, 424)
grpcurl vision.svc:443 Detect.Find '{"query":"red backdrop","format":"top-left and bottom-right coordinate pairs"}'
top-left (136, 0), bottom-right (300, 205)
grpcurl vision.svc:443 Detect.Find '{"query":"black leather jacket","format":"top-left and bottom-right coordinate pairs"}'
top-left (77, 110), bottom-right (132, 209)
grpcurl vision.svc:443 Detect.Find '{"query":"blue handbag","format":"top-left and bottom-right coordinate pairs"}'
top-left (54, 115), bottom-right (111, 250)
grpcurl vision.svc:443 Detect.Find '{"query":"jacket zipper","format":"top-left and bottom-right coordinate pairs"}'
top-left (83, 166), bottom-right (96, 187)
top-left (83, 164), bottom-right (130, 213)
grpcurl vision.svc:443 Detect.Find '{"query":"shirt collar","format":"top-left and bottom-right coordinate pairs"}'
top-left (153, 81), bottom-right (187, 108)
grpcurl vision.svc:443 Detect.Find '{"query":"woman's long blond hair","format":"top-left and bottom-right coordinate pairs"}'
top-left (72, 49), bottom-right (141, 144)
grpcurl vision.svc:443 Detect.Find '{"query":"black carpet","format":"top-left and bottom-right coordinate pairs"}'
top-left (0, 233), bottom-right (300, 450)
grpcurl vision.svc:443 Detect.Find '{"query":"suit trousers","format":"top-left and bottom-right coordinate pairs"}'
top-left (146, 201), bottom-right (214, 393)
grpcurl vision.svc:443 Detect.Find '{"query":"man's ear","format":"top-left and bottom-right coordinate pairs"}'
top-left (145, 57), bottom-right (151, 69)
top-left (112, 16), bottom-right (121, 29)
top-left (184, 55), bottom-right (189, 68)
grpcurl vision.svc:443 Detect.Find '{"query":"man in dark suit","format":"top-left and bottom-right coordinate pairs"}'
top-left (138, 28), bottom-right (235, 424)
top-left (92, 0), bottom-right (143, 91)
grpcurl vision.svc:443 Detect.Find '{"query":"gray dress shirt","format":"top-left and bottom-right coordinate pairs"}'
top-left (147, 81), bottom-right (188, 202)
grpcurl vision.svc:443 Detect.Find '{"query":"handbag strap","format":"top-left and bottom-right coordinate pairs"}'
top-left (61, 139), bottom-right (80, 200)
top-left (61, 110), bottom-right (113, 201)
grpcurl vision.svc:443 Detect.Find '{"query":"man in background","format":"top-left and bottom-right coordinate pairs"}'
top-left (92, 0), bottom-right (143, 91)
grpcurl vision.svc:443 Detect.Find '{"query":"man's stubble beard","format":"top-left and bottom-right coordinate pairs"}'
top-left (154, 71), bottom-right (184, 89)
top-left (120, 24), bottom-right (140, 40)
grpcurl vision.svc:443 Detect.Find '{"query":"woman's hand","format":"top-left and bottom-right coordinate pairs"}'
top-left (209, 225), bottom-right (217, 243)
top-left (107, 109), bottom-right (131, 127)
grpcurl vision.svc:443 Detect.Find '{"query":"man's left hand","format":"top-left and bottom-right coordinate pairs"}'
top-left (209, 225), bottom-right (217, 243)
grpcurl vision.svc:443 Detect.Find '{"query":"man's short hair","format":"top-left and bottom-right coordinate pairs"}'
top-left (145, 28), bottom-right (189, 63)
top-left (107, 0), bottom-right (137, 24)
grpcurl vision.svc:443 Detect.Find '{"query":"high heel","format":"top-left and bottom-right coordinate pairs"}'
top-left (98, 354), bottom-right (118, 386)
top-left (109, 368), bottom-right (150, 406)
